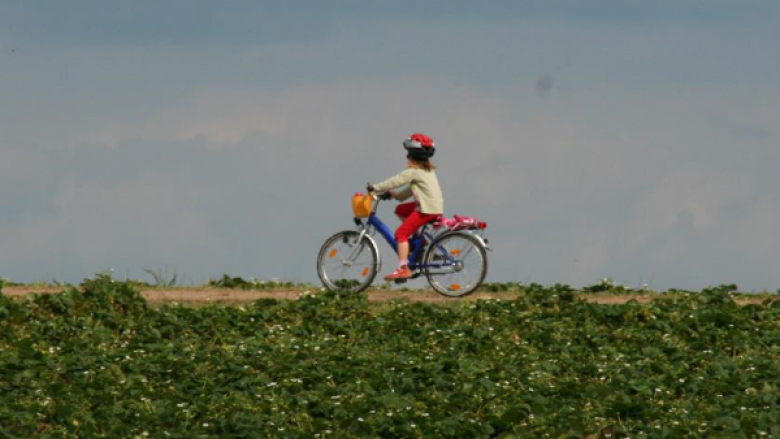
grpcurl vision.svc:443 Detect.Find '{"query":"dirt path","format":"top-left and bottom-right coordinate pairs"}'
top-left (2, 286), bottom-right (773, 306)
top-left (2, 286), bottom-right (522, 304)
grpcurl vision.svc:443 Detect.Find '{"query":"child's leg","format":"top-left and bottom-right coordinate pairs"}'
top-left (394, 202), bottom-right (416, 224)
top-left (398, 241), bottom-right (410, 268)
top-left (394, 202), bottom-right (417, 260)
top-left (394, 211), bottom-right (431, 266)
top-left (385, 203), bottom-right (428, 280)
top-left (386, 212), bottom-right (438, 280)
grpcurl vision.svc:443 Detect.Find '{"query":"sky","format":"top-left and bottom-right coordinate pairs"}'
top-left (1, 1), bottom-right (779, 290)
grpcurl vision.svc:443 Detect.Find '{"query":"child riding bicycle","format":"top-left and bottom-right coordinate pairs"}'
top-left (368, 133), bottom-right (444, 280)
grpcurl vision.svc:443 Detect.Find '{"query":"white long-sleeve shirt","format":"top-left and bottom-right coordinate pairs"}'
top-left (373, 168), bottom-right (444, 214)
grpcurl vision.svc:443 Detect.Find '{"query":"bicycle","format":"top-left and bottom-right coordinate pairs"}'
top-left (316, 193), bottom-right (490, 297)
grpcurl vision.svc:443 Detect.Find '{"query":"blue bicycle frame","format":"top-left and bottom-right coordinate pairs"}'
top-left (365, 212), bottom-right (453, 271)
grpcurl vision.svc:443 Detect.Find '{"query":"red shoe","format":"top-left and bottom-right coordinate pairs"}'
top-left (384, 266), bottom-right (412, 280)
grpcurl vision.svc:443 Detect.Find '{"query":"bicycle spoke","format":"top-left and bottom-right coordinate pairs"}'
top-left (459, 242), bottom-right (477, 260)
top-left (344, 242), bottom-right (365, 263)
top-left (318, 231), bottom-right (380, 293)
top-left (425, 233), bottom-right (487, 296)
top-left (335, 264), bottom-right (350, 280)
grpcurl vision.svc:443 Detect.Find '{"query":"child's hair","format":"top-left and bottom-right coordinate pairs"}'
top-left (408, 157), bottom-right (436, 171)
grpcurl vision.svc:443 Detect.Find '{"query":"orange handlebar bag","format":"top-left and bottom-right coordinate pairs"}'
top-left (352, 194), bottom-right (373, 218)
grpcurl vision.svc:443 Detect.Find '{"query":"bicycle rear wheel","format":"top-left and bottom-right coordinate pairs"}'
top-left (317, 231), bottom-right (379, 293)
top-left (424, 232), bottom-right (488, 297)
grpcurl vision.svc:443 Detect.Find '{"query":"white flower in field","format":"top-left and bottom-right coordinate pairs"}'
top-left (268, 382), bottom-right (278, 387)
top-left (203, 422), bottom-right (209, 427)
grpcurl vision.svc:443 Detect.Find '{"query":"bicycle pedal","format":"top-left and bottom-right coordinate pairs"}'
top-left (393, 278), bottom-right (408, 284)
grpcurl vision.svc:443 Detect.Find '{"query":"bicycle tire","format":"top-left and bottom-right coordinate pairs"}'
top-left (424, 231), bottom-right (488, 297)
top-left (317, 231), bottom-right (379, 293)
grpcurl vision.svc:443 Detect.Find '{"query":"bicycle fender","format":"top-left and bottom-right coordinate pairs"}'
top-left (437, 230), bottom-right (490, 250)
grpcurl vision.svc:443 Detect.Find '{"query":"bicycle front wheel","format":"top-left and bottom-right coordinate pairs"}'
top-left (424, 232), bottom-right (488, 297)
top-left (317, 231), bottom-right (379, 293)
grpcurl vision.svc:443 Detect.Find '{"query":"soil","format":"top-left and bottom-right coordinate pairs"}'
top-left (2, 286), bottom-right (773, 306)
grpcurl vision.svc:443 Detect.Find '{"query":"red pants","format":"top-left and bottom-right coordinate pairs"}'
top-left (394, 202), bottom-right (441, 243)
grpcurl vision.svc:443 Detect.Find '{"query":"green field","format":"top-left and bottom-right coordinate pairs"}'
top-left (2, 276), bottom-right (780, 438)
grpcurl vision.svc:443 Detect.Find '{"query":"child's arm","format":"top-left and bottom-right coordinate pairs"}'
top-left (370, 169), bottom-right (415, 194)
top-left (394, 186), bottom-right (413, 201)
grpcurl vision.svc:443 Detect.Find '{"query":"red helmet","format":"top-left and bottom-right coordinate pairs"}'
top-left (403, 133), bottom-right (435, 160)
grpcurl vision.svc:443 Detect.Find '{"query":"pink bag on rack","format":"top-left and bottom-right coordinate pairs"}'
top-left (432, 215), bottom-right (487, 230)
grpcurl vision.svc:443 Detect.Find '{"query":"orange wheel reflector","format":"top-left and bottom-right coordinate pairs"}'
top-left (450, 249), bottom-right (461, 256)
top-left (361, 267), bottom-right (370, 277)
top-left (329, 249), bottom-right (338, 258)
top-left (450, 284), bottom-right (461, 291)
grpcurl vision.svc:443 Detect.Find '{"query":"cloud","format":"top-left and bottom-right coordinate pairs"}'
top-left (2, 0), bottom-right (777, 47)
top-left (7, 75), bottom-right (777, 288)
top-left (75, 82), bottom-right (634, 276)
top-left (1, 5), bottom-right (779, 289)
top-left (626, 170), bottom-right (754, 247)
top-left (0, 170), bottom-right (223, 281)
top-left (740, 201), bottom-right (780, 259)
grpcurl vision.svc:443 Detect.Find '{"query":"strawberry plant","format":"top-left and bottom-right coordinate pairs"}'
top-left (2, 278), bottom-right (780, 438)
